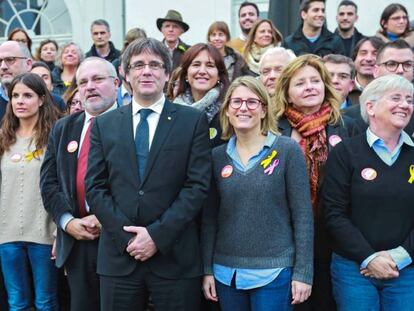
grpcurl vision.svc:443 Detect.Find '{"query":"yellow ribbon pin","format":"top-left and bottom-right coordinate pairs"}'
top-left (408, 165), bottom-right (414, 184)
top-left (24, 149), bottom-right (44, 162)
top-left (261, 150), bottom-right (277, 169)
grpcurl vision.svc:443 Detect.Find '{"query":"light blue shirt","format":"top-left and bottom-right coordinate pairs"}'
top-left (213, 132), bottom-right (285, 290)
top-left (361, 129), bottom-right (414, 270)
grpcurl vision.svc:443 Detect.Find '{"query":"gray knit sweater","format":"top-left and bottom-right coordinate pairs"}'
top-left (202, 135), bottom-right (314, 284)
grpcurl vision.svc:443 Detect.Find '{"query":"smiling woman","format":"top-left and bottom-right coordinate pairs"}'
top-left (207, 21), bottom-right (246, 81)
top-left (323, 74), bottom-right (414, 310)
top-left (243, 19), bottom-right (283, 76)
top-left (273, 54), bottom-right (356, 309)
top-left (376, 3), bottom-right (414, 48)
top-left (202, 76), bottom-right (314, 310)
top-left (173, 43), bottom-right (230, 147)
top-left (51, 42), bottom-right (85, 96)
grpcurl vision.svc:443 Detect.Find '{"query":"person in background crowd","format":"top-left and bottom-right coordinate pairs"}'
top-left (113, 27), bottom-right (147, 75)
top-left (348, 37), bottom-right (384, 106)
top-left (85, 38), bottom-right (211, 311)
top-left (283, 0), bottom-right (345, 58)
top-left (376, 3), bottom-right (414, 49)
top-left (243, 19), bottom-right (283, 76)
top-left (202, 76), bottom-right (314, 310)
top-left (157, 9), bottom-right (191, 71)
top-left (35, 39), bottom-right (59, 71)
top-left (259, 47), bottom-right (296, 97)
top-left (31, 61), bottom-right (66, 112)
top-left (322, 54), bottom-right (355, 109)
top-left (0, 72), bottom-right (59, 311)
top-left (0, 41), bottom-right (33, 122)
top-left (207, 21), bottom-right (246, 82)
top-left (166, 66), bottom-right (182, 101)
top-left (334, 0), bottom-right (366, 58)
top-left (274, 54), bottom-right (355, 311)
top-left (344, 39), bottom-right (414, 135)
top-left (62, 85), bottom-right (83, 115)
top-left (52, 42), bottom-right (84, 96)
top-left (85, 19), bottom-right (121, 63)
top-left (323, 74), bottom-right (414, 311)
top-left (174, 43), bottom-right (230, 147)
top-left (41, 57), bottom-right (119, 311)
top-left (8, 28), bottom-right (33, 56)
top-left (227, 1), bottom-right (260, 53)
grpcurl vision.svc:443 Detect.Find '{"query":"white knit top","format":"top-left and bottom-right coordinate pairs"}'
top-left (0, 135), bottom-right (55, 245)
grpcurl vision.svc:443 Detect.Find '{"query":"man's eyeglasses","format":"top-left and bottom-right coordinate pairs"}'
top-left (378, 60), bottom-right (414, 72)
top-left (78, 75), bottom-right (115, 88)
top-left (0, 56), bottom-right (27, 67)
top-left (128, 61), bottom-right (165, 71)
top-left (229, 98), bottom-right (262, 110)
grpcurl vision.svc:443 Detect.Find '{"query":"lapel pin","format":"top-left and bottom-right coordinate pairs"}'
top-left (10, 153), bottom-right (22, 162)
top-left (167, 116), bottom-right (172, 121)
top-left (361, 168), bottom-right (377, 181)
top-left (221, 165), bottom-right (233, 178)
top-left (67, 141), bottom-right (78, 153)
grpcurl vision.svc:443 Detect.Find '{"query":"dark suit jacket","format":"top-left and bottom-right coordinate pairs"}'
top-left (85, 100), bottom-right (211, 279)
top-left (40, 111), bottom-right (86, 268)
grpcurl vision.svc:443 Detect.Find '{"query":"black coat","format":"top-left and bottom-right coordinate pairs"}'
top-left (85, 41), bottom-right (121, 64)
top-left (334, 27), bottom-right (365, 58)
top-left (283, 25), bottom-right (346, 57)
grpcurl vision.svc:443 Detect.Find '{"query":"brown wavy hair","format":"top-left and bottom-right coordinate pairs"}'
top-left (273, 54), bottom-right (342, 124)
top-left (0, 73), bottom-right (60, 156)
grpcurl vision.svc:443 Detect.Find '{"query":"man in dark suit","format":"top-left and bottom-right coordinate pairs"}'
top-left (85, 38), bottom-right (211, 311)
top-left (40, 57), bottom-right (120, 311)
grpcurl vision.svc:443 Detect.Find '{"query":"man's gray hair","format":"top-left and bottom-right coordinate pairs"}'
top-left (76, 56), bottom-right (117, 82)
top-left (259, 47), bottom-right (296, 72)
top-left (360, 74), bottom-right (413, 123)
top-left (122, 38), bottom-right (172, 76)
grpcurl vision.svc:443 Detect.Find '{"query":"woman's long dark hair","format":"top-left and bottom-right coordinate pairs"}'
top-left (0, 73), bottom-right (60, 155)
top-left (176, 43), bottom-right (230, 102)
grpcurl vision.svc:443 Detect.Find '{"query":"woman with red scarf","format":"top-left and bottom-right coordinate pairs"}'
top-left (273, 54), bottom-right (356, 311)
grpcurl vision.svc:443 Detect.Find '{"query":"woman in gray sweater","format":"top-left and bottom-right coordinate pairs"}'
top-left (202, 76), bottom-right (314, 310)
top-left (0, 73), bottom-right (60, 310)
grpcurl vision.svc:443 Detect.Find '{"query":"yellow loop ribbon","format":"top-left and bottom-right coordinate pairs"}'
top-left (261, 150), bottom-right (277, 169)
top-left (24, 149), bottom-right (44, 162)
top-left (408, 165), bottom-right (414, 184)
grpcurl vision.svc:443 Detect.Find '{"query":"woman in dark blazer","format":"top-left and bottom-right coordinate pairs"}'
top-left (273, 54), bottom-right (356, 311)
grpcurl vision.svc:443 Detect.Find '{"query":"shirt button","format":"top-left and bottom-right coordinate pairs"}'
top-left (138, 190), bottom-right (144, 196)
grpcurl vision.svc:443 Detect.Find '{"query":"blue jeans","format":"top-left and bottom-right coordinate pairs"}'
top-left (331, 253), bottom-right (414, 311)
top-left (0, 242), bottom-right (59, 311)
top-left (215, 267), bottom-right (292, 311)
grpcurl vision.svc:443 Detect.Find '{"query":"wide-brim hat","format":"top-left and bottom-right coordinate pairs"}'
top-left (156, 9), bottom-right (189, 33)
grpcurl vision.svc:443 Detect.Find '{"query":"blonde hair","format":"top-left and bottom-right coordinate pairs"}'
top-left (220, 76), bottom-right (278, 140)
top-left (273, 54), bottom-right (342, 125)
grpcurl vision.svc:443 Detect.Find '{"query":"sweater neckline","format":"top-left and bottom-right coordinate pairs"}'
top-left (225, 139), bottom-right (279, 176)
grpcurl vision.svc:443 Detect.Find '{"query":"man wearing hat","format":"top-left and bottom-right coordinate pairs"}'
top-left (157, 9), bottom-right (190, 71)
